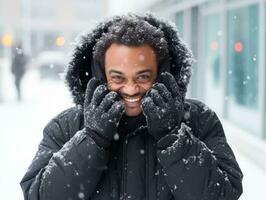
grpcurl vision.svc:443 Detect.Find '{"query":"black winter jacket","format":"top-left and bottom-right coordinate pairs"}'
top-left (20, 13), bottom-right (243, 200)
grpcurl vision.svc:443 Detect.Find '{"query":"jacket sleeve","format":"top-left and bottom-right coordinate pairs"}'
top-left (20, 110), bottom-right (110, 200)
top-left (156, 103), bottom-right (243, 200)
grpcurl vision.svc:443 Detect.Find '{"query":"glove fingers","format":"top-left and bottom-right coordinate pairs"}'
top-left (99, 91), bottom-right (119, 112)
top-left (107, 101), bottom-right (125, 121)
top-left (152, 83), bottom-right (172, 103)
top-left (91, 85), bottom-right (109, 106)
top-left (141, 96), bottom-right (159, 116)
top-left (149, 88), bottom-right (167, 107)
top-left (160, 72), bottom-right (180, 98)
top-left (84, 77), bottom-right (101, 107)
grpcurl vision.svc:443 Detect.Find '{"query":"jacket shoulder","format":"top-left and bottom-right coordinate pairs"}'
top-left (185, 98), bottom-right (214, 114)
top-left (184, 98), bottom-right (225, 141)
top-left (42, 106), bottom-right (84, 148)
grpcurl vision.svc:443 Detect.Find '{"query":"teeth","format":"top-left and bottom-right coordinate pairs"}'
top-left (124, 98), bottom-right (140, 103)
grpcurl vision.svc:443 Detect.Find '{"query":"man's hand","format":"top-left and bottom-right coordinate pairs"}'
top-left (84, 77), bottom-right (125, 143)
top-left (141, 72), bottom-right (184, 140)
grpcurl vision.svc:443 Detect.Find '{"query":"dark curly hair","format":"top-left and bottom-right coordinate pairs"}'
top-left (92, 14), bottom-right (170, 67)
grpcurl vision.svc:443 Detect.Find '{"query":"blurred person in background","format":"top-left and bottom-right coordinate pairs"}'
top-left (11, 42), bottom-right (28, 101)
top-left (20, 13), bottom-right (243, 200)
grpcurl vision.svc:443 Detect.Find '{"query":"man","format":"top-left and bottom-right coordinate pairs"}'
top-left (21, 13), bottom-right (243, 200)
top-left (11, 42), bottom-right (27, 101)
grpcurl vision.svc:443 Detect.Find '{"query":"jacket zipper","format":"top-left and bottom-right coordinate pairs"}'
top-left (121, 135), bottom-right (128, 199)
top-left (145, 133), bottom-right (150, 200)
top-left (121, 127), bottom-right (146, 200)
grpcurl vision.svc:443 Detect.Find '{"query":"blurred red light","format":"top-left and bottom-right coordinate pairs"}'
top-left (234, 42), bottom-right (243, 53)
top-left (210, 41), bottom-right (218, 51)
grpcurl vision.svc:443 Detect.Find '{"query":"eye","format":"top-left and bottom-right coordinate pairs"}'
top-left (136, 74), bottom-right (151, 83)
top-left (111, 75), bottom-right (125, 83)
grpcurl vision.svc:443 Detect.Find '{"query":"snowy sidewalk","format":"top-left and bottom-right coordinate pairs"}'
top-left (233, 151), bottom-right (266, 200)
top-left (0, 68), bottom-right (73, 200)
top-left (223, 121), bottom-right (266, 200)
top-left (0, 68), bottom-right (265, 199)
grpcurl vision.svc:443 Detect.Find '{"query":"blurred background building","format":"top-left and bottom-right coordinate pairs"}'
top-left (148, 0), bottom-right (266, 172)
top-left (0, 0), bottom-right (108, 56)
top-left (0, 0), bottom-right (266, 199)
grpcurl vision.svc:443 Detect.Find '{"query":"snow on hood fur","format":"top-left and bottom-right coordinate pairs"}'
top-left (65, 12), bottom-right (194, 106)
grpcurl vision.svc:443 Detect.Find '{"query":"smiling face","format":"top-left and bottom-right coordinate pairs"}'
top-left (105, 43), bottom-right (158, 116)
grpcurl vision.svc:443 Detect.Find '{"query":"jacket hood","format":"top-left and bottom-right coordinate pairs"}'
top-left (65, 12), bottom-right (194, 106)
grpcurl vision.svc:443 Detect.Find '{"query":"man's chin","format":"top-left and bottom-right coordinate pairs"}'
top-left (124, 107), bottom-right (142, 117)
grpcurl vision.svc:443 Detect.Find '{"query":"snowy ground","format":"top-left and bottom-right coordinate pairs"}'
top-left (0, 63), bottom-right (265, 199)
top-left (0, 64), bottom-right (73, 199)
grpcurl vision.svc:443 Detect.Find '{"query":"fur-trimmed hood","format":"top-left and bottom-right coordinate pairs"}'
top-left (65, 12), bottom-right (194, 106)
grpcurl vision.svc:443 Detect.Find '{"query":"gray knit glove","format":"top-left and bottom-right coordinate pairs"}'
top-left (141, 72), bottom-right (184, 141)
top-left (84, 78), bottom-right (125, 144)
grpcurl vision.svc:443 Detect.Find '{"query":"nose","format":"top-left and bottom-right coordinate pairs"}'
top-left (121, 81), bottom-right (140, 96)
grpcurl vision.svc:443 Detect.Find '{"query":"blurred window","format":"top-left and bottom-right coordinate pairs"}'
top-left (31, 1), bottom-right (56, 19)
top-left (226, 4), bottom-right (260, 134)
top-left (205, 0), bottom-right (220, 6)
top-left (227, 4), bottom-right (259, 109)
top-left (175, 12), bottom-right (184, 37)
top-left (0, 46), bottom-right (3, 58)
top-left (203, 13), bottom-right (223, 114)
top-left (0, 28), bottom-right (3, 58)
top-left (43, 32), bottom-right (60, 50)
top-left (264, 1), bottom-right (266, 137)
